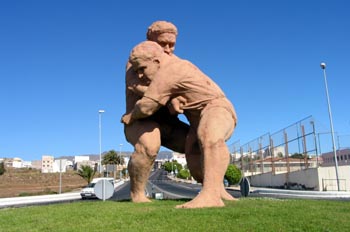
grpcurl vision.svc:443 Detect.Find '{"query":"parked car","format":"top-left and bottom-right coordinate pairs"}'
top-left (80, 177), bottom-right (114, 199)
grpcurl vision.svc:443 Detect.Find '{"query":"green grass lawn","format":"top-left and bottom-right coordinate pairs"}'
top-left (1, 198), bottom-right (349, 232)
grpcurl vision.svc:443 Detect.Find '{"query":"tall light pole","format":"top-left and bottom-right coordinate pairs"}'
top-left (59, 159), bottom-right (62, 194)
top-left (320, 62), bottom-right (340, 191)
top-left (119, 143), bottom-right (123, 156)
top-left (119, 143), bottom-right (123, 179)
top-left (99, 109), bottom-right (105, 174)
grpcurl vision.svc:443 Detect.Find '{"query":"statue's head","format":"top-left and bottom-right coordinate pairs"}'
top-left (129, 41), bottom-right (163, 80)
top-left (146, 21), bottom-right (177, 55)
top-left (130, 41), bottom-right (163, 62)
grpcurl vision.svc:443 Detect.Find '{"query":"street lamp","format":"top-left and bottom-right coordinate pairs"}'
top-left (99, 109), bottom-right (105, 174)
top-left (171, 160), bottom-right (174, 176)
top-left (320, 62), bottom-right (340, 191)
top-left (119, 143), bottom-right (123, 179)
top-left (119, 143), bottom-right (123, 156)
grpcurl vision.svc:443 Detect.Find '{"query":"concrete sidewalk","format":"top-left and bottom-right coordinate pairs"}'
top-left (228, 185), bottom-right (350, 200)
top-left (250, 187), bottom-right (350, 199)
top-left (2, 182), bottom-right (350, 209)
top-left (170, 175), bottom-right (350, 200)
top-left (0, 180), bottom-right (126, 209)
top-left (0, 192), bottom-right (81, 209)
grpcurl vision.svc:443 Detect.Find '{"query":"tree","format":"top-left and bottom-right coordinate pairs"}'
top-left (290, 153), bottom-right (308, 159)
top-left (277, 152), bottom-right (284, 158)
top-left (163, 160), bottom-right (182, 173)
top-left (102, 150), bottom-right (125, 178)
top-left (178, 169), bottom-right (190, 179)
top-left (173, 162), bottom-right (182, 172)
top-left (163, 161), bottom-right (172, 172)
top-left (0, 162), bottom-right (5, 176)
top-left (77, 165), bottom-right (96, 184)
top-left (102, 150), bottom-right (125, 165)
top-left (225, 164), bottom-right (242, 185)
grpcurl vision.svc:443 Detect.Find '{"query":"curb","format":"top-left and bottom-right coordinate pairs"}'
top-left (0, 192), bottom-right (81, 209)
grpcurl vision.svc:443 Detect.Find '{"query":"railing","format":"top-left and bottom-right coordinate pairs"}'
top-left (231, 116), bottom-right (318, 177)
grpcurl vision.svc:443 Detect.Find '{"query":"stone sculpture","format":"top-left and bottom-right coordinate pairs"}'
top-left (123, 21), bottom-right (190, 203)
top-left (122, 40), bottom-right (237, 208)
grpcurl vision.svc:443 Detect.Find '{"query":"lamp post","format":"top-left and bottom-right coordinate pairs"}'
top-left (320, 62), bottom-right (340, 191)
top-left (59, 159), bottom-right (62, 194)
top-left (119, 143), bottom-right (123, 156)
top-left (119, 143), bottom-right (123, 179)
top-left (99, 109), bottom-right (105, 174)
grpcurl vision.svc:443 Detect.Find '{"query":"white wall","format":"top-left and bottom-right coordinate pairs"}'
top-left (249, 165), bottom-right (350, 191)
top-left (317, 166), bottom-right (350, 191)
top-left (74, 156), bottom-right (89, 163)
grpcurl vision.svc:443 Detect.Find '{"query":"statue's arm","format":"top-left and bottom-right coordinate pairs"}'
top-left (125, 64), bottom-right (150, 97)
top-left (121, 97), bottom-right (161, 125)
top-left (167, 96), bottom-right (187, 114)
top-left (126, 76), bottom-right (149, 96)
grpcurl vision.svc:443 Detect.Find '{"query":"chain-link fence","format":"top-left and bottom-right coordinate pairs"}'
top-left (231, 116), bottom-right (321, 177)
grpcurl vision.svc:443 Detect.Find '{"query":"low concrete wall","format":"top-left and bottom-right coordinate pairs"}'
top-left (248, 165), bottom-right (350, 191)
top-left (317, 165), bottom-right (350, 191)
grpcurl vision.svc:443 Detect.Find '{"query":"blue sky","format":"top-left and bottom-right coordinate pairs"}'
top-left (1, 0), bottom-right (349, 161)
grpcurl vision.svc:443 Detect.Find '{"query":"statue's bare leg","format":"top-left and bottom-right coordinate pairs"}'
top-left (185, 131), bottom-right (203, 183)
top-left (177, 108), bottom-right (235, 208)
top-left (126, 120), bottom-right (161, 203)
top-left (185, 129), bottom-right (237, 201)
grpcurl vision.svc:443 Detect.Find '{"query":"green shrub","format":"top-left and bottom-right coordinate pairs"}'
top-left (163, 161), bottom-right (182, 173)
top-left (225, 164), bottom-right (241, 185)
top-left (177, 169), bottom-right (190, 179)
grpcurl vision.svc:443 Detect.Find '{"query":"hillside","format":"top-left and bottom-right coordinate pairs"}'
top-left (0, 168), bottom-right (87, 198)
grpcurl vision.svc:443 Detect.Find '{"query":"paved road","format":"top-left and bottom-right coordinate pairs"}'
top-left (111, 169), bottom-right (241, 201)
top-left (111, 169), bottom-right (350, 201)
top-left (2, 169), bottom-right (350, 208)
top-left (111, 169), bottom-right (201, 201)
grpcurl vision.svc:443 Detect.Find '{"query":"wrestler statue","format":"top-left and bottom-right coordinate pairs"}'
top-left (124, 21), bottom-right (189, 203)
top-left (122, 41), bottom-right (237, 208)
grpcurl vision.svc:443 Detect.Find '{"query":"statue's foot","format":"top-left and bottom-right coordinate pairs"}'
top-left (221, 189), bottom-right (238, 201)
top-left (131, 193), bottom-right (152, 203)
top-left (176, 192), bottom-right (225, 209)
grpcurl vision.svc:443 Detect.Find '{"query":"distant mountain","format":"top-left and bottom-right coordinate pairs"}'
top-left (157, 151), bottom-right (173, 160)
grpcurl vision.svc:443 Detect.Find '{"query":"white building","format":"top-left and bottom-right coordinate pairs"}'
top-left (66, 160), bottom-right (73, 166)
top-left (321, 148), bottom-right (350, 166)
top-left (12, 157), bottom-right (23, 168)
top-left (22, 161), bottom-right (32, 168)
top-left (42, 155), bottom-right (54, 173)
top-left (172, 152), bottom-right (187, 167)
top-left (74, 155), bottom-right (89, 163)
top-left (74, 155), bottom-right (91, 170)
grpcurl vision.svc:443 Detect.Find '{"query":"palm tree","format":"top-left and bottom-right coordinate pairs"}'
top-left (102, 150), bottom-right (125, 178)
top-left (102, 150), bottom-right (125, 166)
top-left (77, 165), bottom-right (96, 184)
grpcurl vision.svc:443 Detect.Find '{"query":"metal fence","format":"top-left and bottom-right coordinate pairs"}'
top-left (230, 116), bottom-right (320, 176)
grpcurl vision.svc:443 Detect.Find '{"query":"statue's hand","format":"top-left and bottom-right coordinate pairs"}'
top-left (121, 113), bottom-right (133, 125)
top-left (167, 96), bottom-right (187, 115)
